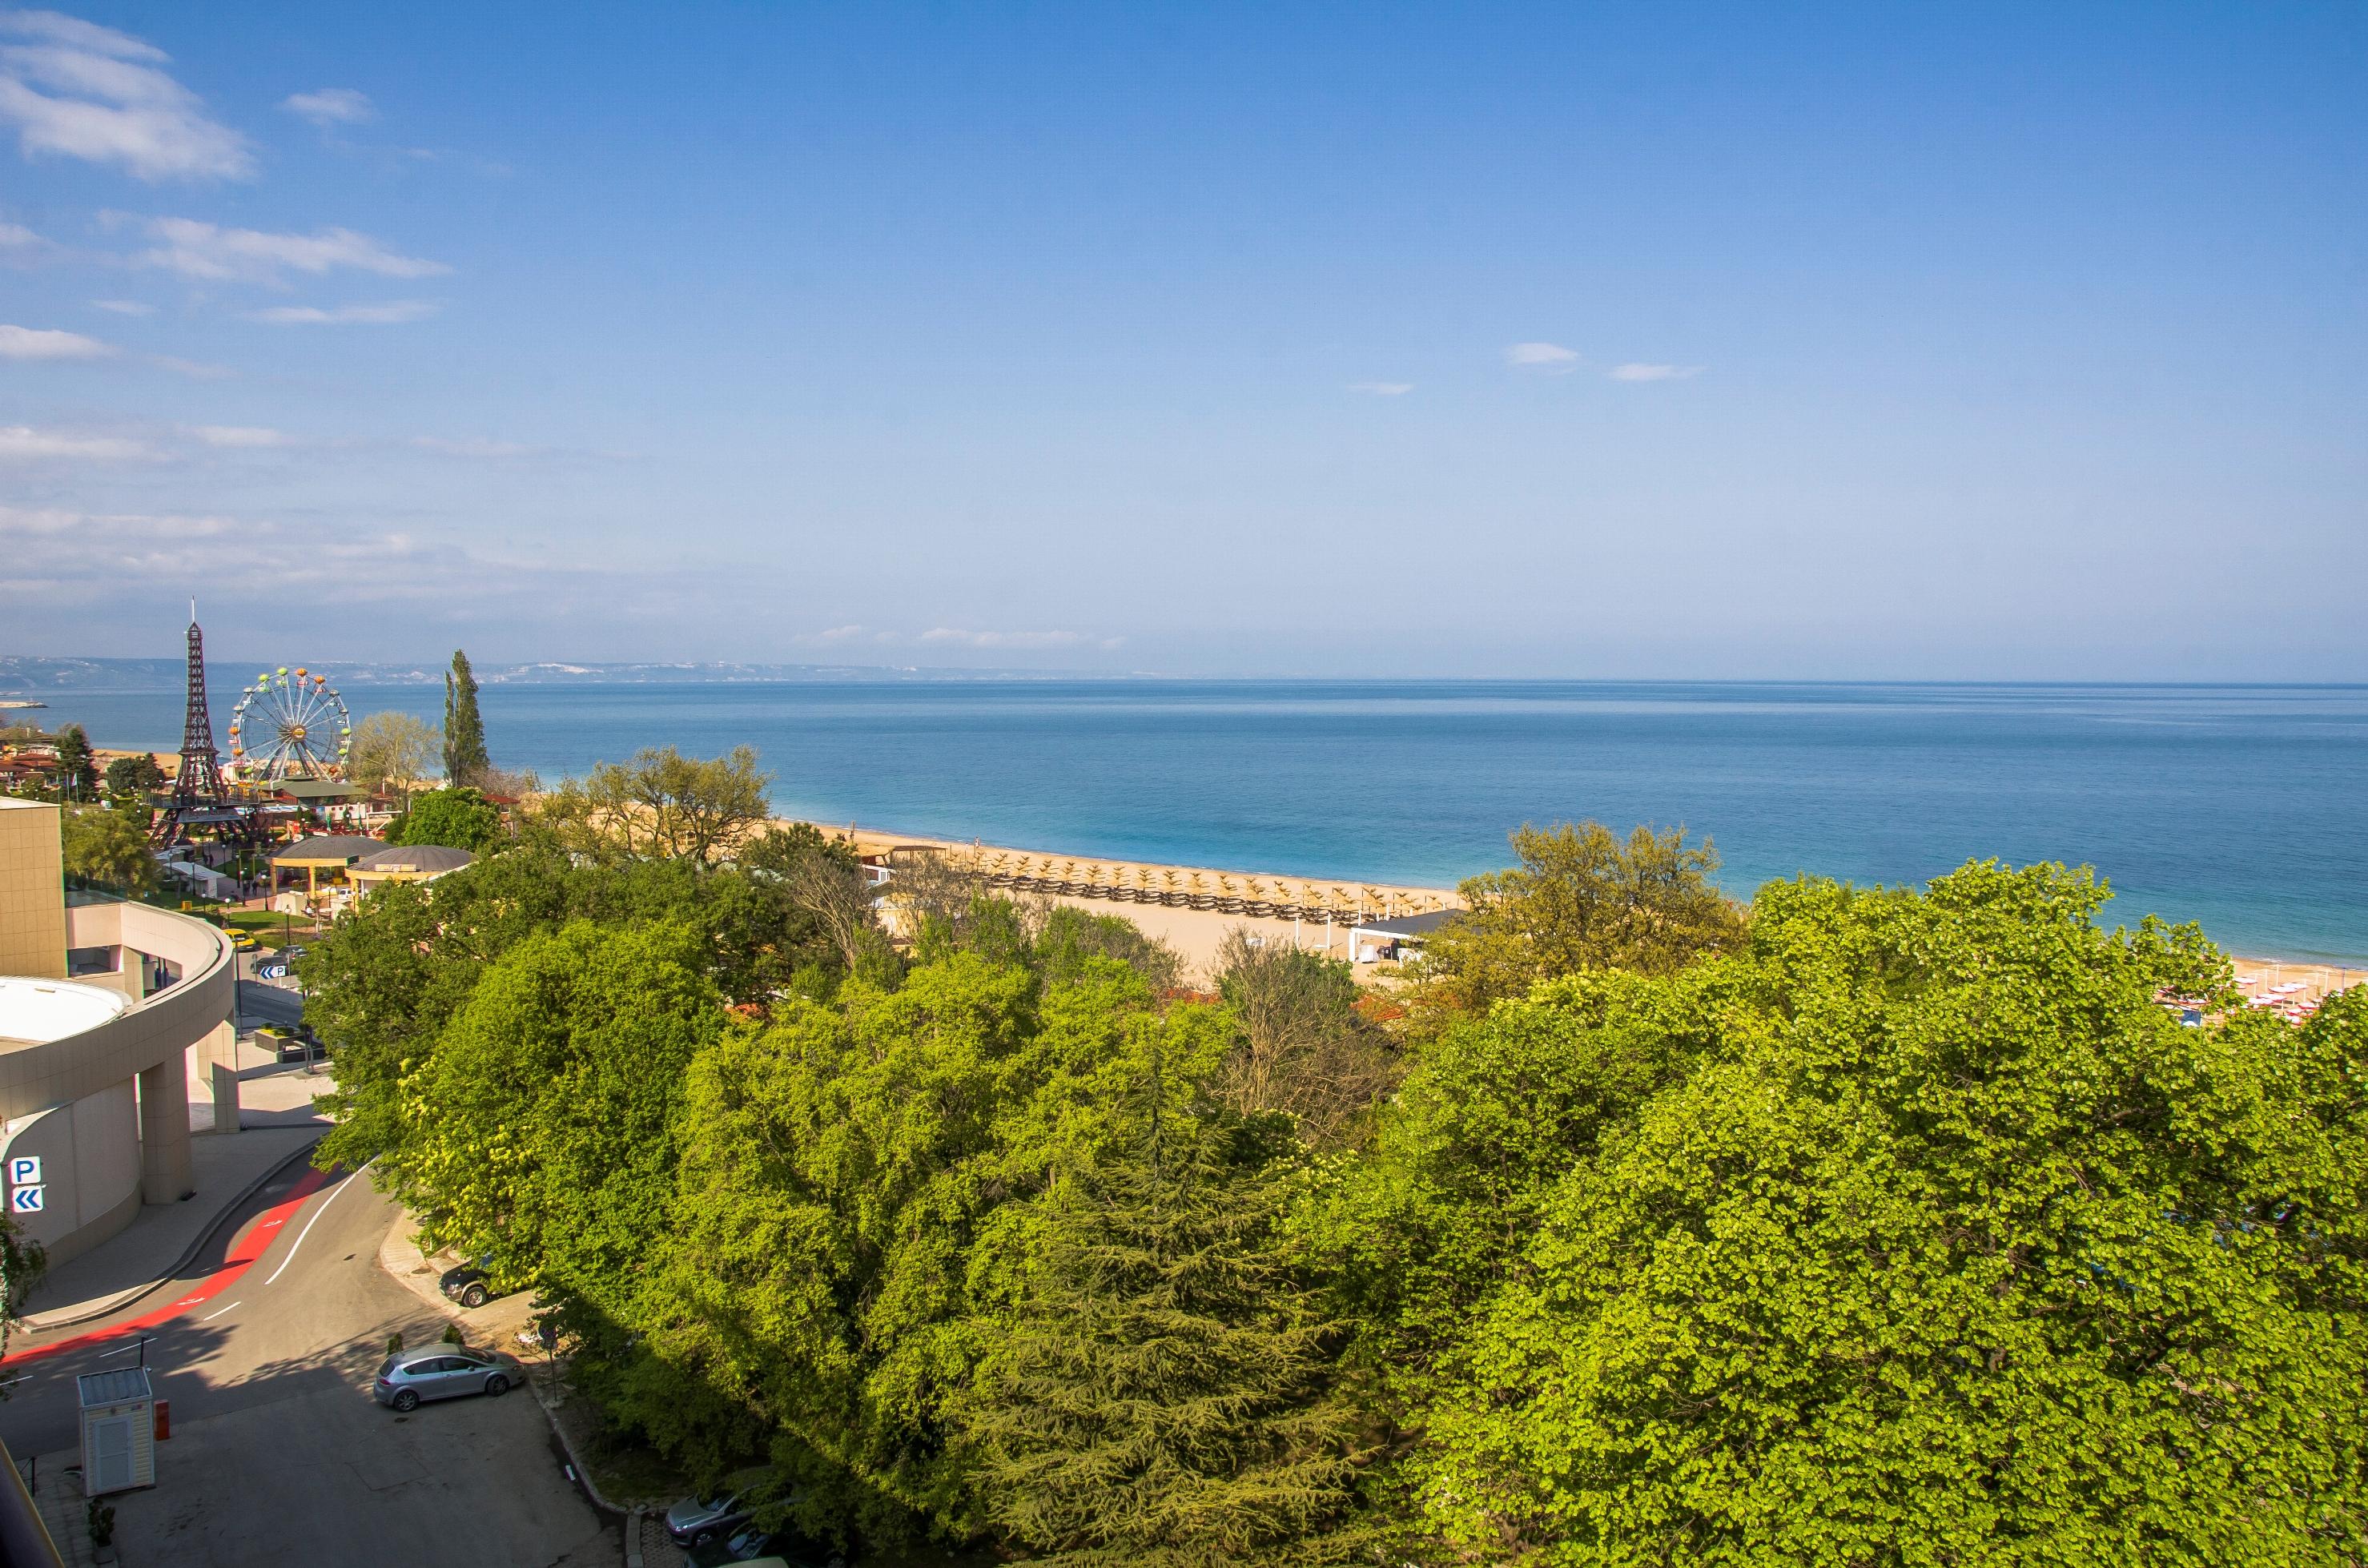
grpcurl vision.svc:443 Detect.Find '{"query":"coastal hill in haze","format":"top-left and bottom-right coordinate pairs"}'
top-left (0, 657), bottom-right (1116, 693)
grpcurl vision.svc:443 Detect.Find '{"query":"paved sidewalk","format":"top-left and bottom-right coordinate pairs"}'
top-left (18, 1120), bottom-right (326, 1329)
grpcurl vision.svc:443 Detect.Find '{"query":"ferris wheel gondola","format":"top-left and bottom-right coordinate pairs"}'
top-left (226, 665), bottom-right (352, 786)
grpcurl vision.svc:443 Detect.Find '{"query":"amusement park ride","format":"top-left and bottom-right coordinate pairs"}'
top-left (151, 607), bottom-right (353, 847)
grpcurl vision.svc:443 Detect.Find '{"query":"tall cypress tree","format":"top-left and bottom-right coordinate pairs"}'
top-left (960, 1094), bottom-right (1369, 1565)
top-left (442, 650), bottom-right (489, 787)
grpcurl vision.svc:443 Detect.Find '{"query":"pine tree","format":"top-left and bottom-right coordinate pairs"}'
top-left (960, 1094), bottom-right (1369, 1565)
top-left (442, 651), bottom-right (489, 788)
top-left (52, 725), bottom-right (97, 802)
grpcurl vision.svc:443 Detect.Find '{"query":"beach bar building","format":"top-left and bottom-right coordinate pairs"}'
top-left (1348, 908), bottom-right (1459, 965)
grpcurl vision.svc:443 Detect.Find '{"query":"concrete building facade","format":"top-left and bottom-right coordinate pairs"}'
top-left (0, 798), bottom-right (235, 1268)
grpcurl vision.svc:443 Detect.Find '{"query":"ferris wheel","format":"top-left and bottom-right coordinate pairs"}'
top-left (227, 665), bottom-right (352, 786)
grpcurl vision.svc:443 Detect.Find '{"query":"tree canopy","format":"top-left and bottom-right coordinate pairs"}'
top-left (442, 650), bottom-right (488, 787)
top-left (348, 710), bottom-right (440, 794)
top-left (533, 744), bottom-right (774, 862)
top-left (102, 752), bottom-right (166, 799)
top-left (61, 803), bottom-right (156, 893)
top-left (387, 786), bottom-right (504, 852)
top-left (1414, 819), bottom-right (1747, 1011)
top-left (1310, 862), bottom-right (2366, 1564)
top-left (299, 812), bottom-right (2366, 1564)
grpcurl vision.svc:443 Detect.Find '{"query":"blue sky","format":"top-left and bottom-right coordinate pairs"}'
top-left (2, 3), bottom-right (2362, 676)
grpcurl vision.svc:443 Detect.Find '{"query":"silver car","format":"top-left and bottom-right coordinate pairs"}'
top-left (372, 1347), bottom-right (518, 1412)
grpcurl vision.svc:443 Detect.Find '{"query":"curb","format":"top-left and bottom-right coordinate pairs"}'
top-left (23, 1133), bottom-right (325, 1331)
top-left (534, 1377), bottom-right (628, 1514)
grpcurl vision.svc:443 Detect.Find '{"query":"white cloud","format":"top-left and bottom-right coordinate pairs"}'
top-left (920, 628), bottom-right (1106, 650)
top-left (0, 219), bottom-right (57, 260)
top-left (140, 217), bottom-right (448, 284)
top-left (281, 87), bottom-right (374, 127)
top-left (0, 12), bottom-right (165, 59)
top-left (1506, 342), bottom-right (1579, 369)
top-left (90, 297), bottom-right (152, 315)
top-left (0, 13), bottom-right (252, 180)
top-left (409, 435), bottom-right (534, 458)
top-left (0, 322), bottom-right (112, 359)
top-left (247, 300), bottom-right (438, 325)
top-left (189, 424), bottom-right (292, 448)
top-left (1606, 363), bottom-right (1702, 382)
top-left (809, 625), bottom-right (866, 643)
top-left (1349, 381), bottom-right (1414, 396)
top-left (0, 424), bottom-right (151, 460)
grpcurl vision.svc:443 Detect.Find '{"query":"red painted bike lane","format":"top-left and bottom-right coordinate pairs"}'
top-left (5, 1165), bottom-right (338, 1366)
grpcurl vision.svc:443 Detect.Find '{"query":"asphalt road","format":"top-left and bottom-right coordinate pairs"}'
top-left (234, 971), bottom-right (308, 1033)
top-left (1, 1164), bottom-right (616, 1566)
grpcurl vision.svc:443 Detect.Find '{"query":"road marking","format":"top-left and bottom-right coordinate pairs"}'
top-left (5, 1165), bottom-right (333, 1365)
top-left (263, 1168), bottom-right (351, 1285)
top-left (199, 1301), bottom-right (240, 1322)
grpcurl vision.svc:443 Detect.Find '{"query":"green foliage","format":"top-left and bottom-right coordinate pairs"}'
top-left (442, 650), bottom-right (488, 787)
top-left (1322, 862), bottom-right (2366, 1563)
top-left (1415, 820), bottom-right (1747, 1013)
top-left (302, 840), bottom-right (863, 1172)
top-left (534, 744), bottom-right (773, 862)
top-left (349, 710), bottom-right (440, 794)
top-left (387, 786), bottom-right (504, 852)
top-left (60, 802), bottom-right (157, 893)
top-left (403, 921), bottom-right (724, 1327)
top-left (103, 751), bottom-right (166, 798)
top-left (305, 820), bottom-right (2365, 1564)
top-left (958, 1092), bottom-right (1369, 1566)
top-left (52, 724), bottom-right (95, 801)
top-left (0, 1213), bottom-right (47, 1376)
top-left (1211, 929), bottom-right (1394, 1148)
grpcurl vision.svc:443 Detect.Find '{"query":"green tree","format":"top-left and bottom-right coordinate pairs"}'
top-left (1210, 929), bottom-right (1393, 1148)
top-left (959, 1093), bottom-right (1369, 1566)
top-left (52, 724), bottom-right (96, 801)
top-left (0, 1212), bottom-right (46, 1380)
top-left (60, 804), bottom-right (156, 893)
top-left (1357, 862), bottom-right (2367, 1563)
top-left (387, 786), bottom-right (504, 852)
top-left (102, 752), bottom-right (167, 799)
top-left (535, 745), bottom-right (773, 862)
top-left (442, 650), bottom-right (489, 787)
top-left (1415, 820), bottom-right (1746, 1012)
top-left (404, 921), bottom-right (724, 1319)
top-left (349, 710), bottom-right (440, 795)
top-left (302, 841), bottom-right (855, 1172)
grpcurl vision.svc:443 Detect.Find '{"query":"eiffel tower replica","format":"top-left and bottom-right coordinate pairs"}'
top-left (151, 605), bottom-right (253, 848)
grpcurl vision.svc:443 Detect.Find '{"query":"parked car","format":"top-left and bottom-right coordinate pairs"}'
top-left (372, 1348), bottom-right (519, 1412)
top-left (665, 1494), bottom-right (752, 1550)
top-left (438, 1257), bottom-right (509, 1309)
top-left (691, 1526), bottom-right (850, 1567)
top-left (226, 928), bottom-right (258, 952)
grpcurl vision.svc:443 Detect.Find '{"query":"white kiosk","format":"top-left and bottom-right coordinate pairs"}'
top-left (76, 1367), bottom-right (155, 1496)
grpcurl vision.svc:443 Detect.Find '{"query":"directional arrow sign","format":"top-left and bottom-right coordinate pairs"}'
top-left (10, 1185), bottom-right (44, 1214)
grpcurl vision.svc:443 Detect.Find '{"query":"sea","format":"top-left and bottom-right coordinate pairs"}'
top-left (29, 680), bottom-right (2368, 965)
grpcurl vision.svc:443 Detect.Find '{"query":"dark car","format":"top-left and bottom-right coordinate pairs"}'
top-left (665, 1494), bottom-right (750, 1549)
top-left (690, 1522), bottom-right (850, 1567)
top-left (438, 1257), bottom-right (508, 1309)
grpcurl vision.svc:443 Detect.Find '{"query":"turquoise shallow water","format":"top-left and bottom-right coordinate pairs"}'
top-left (43, 680), bottom-right (2368, 963)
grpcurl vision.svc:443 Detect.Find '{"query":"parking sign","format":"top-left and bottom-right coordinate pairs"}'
top-left (6, 1156), bottom-right (38, 1187)
top-left (9, 1186), bottom-right (42, 1214)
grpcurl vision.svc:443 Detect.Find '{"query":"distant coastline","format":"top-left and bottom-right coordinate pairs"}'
top-left (25, 679), bottom-right (2366, 967)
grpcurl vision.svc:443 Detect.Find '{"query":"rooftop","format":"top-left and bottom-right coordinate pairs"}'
top-left (0, 975), bottom-right (130, 1048)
